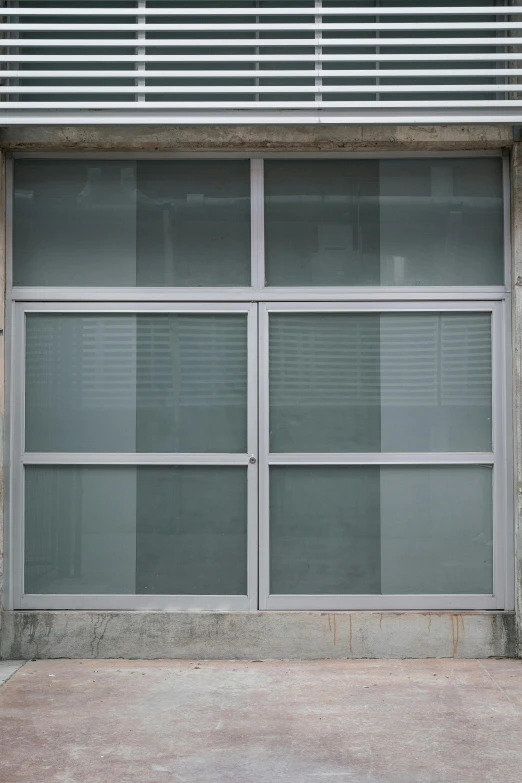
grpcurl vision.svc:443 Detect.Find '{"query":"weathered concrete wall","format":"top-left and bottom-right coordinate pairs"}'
top-left (0, 611), bottom-right (517, 660)
top-left (0, 124), bottom-right (519, 660)
top-left (0, 124), bottom-right (513, 152)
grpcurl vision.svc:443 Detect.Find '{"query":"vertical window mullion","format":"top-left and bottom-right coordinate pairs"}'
top-left (491, 300), bottom-right (510, 608)
top-left (250, 158), bottom-right (265, 290)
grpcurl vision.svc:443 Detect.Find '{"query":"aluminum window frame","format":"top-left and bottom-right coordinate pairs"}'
top-left (3, 150), bottom-right (514, 612)
top-left (258, 300), bottom-right (511, 611)
top-left (8, 151), bottom-right (510, 303)
top-left (9, 300), bottom-right (259, 611)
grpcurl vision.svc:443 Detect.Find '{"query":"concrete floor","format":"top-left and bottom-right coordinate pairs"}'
top-left (0, 660), bottom-right (521, 783)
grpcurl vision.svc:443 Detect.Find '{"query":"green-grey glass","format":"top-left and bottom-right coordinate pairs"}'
top-left (13, 159), bottom-right (251, 287)
top-left (24, 466), bottom-right (248, 596)
top-left (270, 465), bottom-right (493, 595)
top-left (269, 312), bottom-right (492, 453)
top-left (25, 313), bottom-right (248, 453)
top-left (264, 158), bottom-right (504, 286)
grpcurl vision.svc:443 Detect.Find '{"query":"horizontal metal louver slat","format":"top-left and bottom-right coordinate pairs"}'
top-left (1, 2), bottom-right (521, 124)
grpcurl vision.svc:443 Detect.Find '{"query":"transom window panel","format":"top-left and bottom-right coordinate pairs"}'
top-left (24, 465), bottom-right (248, 595)
top-left (25, 313), bottom-right (248, 452)
top-left (1, 1), bottom-right (521, 124)
top-left (13, 159), bottom-right (251, 287)
top-left (13, 156), bottom-right (505, 291)
top-left (269, 312), bottom-right (492, 453)
top-left (264, 158), bottom-right (504, 286)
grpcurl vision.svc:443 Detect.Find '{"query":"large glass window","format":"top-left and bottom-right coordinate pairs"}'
top-left (9, 155), bottom-right (511, 612)
top-left (17, 302), bottom-right (257, 609)
top-left (25, 465), bottom-right (248, 596)
top-left (14, 160), bottom-right (251, 287)
top-left (259, 301), bottom-right (503, 609)
top-left (264, 306), bottom-right (496, 603)
top-left (264, 159), bottom-right (504, 286)
top-left (25, 313), bottom-right (248, 453)
top-left (270, 465), bottom-right (492, 595)
top-left (269, 312), bottom-right (492, 453)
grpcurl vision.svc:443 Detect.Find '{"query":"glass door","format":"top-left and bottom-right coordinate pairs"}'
top-left (259, 301), bottom-right (507, 610)
top-left (13, 302), bottom-right (258, 610)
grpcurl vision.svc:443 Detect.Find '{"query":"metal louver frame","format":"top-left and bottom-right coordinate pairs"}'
top-left (0, 2), bottom-right (522, 125)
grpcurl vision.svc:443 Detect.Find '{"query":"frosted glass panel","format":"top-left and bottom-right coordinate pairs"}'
top-left (270, 466), bottom-right (493, 595)
top-left (14, 159), bottom-right (251, 287)
top-left (269, 312), bottom-right (492, 453)
top-left (24, 466), bottom-right (248, 595)
top-left (25, 313), bottom-right (248, 453)
top-left (264, 159), bottom-right (504, 286)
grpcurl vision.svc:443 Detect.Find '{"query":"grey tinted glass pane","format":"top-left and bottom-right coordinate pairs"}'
top-left (264, 159), bottom-right (503, 286)
top-left (270, 466), bottom-right (493, 595)
top-left (25, 314), bottom-right (247, 453)
top-left (269, 312), bottom-right (491, 453)
top-left (14, 160), bottom-right (137, 286)
top-left (14, 159), bottom-right (251, 287)
top-left (24, 465), bottom-right (247, 595)
top-left (136, 161), bottom-right (251, 286)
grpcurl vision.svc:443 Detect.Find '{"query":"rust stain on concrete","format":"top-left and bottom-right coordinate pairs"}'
top-left (450, 615), bottom-right (465, 658)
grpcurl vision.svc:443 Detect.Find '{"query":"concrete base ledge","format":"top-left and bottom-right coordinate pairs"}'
top-left (0, 611), bottom-right (517, 660)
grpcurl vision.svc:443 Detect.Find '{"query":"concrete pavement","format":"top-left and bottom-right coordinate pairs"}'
top-left (0, 658), bottom-right (521, 783)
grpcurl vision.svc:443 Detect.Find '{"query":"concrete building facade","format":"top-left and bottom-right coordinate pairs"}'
top-left (1, 5), bottom-right (522, 660)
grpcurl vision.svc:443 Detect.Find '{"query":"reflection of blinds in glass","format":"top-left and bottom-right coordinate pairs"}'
top-left (270, 314), bottom-right (381, 406)
top-left (136, 316), bottom-right (247, 407)
top-left (381, 314), bottom-right (491, 407)
top-left (26, 314), bottom-right (247, 412)
top-left (81, 317), bottom-right (137, 408)
top-left (440, 314), bottom-right (492, 405)
top-left (380, 316), bottom-right (439, 406)
top-left (270, 313), bottom-right (491, 408)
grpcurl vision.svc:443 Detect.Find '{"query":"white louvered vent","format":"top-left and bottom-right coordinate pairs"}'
top-left (1, 1), bottom-right (521, 124)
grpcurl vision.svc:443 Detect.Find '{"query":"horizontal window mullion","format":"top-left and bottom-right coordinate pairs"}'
top-left (19, 595), bottom-right (252, 611)
top-left (22, 452), bottom-right (250, 466)
top-left (267, 453), bottom-right (495, 465)
top-left (9, 287), bottom-right (508, 303)
top-left (264, 595), bottom-right (499, 610)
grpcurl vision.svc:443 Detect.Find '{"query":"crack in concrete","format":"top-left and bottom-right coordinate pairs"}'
top-left (477, 659), bottom-right (522, 714)
top-left (90, 615), bottom-right (112, 659)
